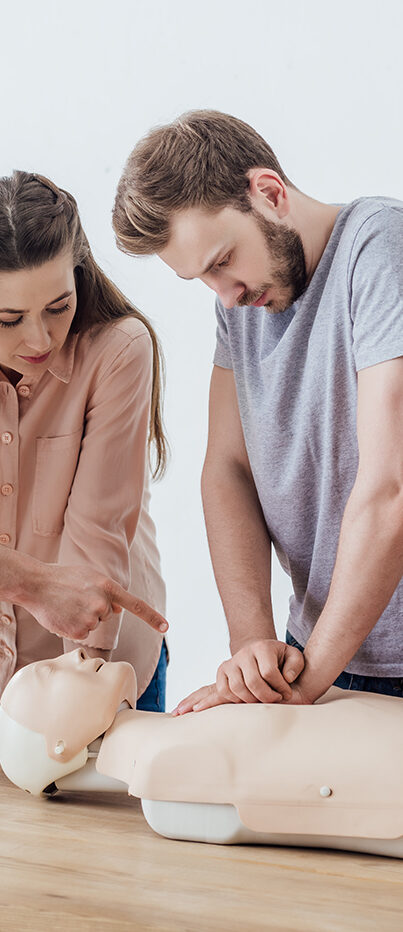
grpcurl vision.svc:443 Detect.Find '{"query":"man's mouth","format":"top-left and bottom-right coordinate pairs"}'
top-left (251, 290), bottom-right (270, 307)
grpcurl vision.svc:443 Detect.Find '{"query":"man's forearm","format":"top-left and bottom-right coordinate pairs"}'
top-left (298, 482), bottom-right (403, 702)
top-left (0, 546), bottom-right (45, 605)
top-left (202, 459), bottom-right (276, 651)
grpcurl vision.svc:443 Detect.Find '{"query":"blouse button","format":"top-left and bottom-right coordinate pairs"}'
top-left (0, 615), bottom-right (12, 626)
top-left (1, 432), bottom-right (13, 444)
top-left (0, 645), bottom-right (14, 658)
top-left (1, 484), bottom-right (13, 496)
top-left (319, 786), bottom-right (333, 798)
top-left (0, 534), bottom-right (11, 544)
top-left (17, 385), bottom-right (30, 398)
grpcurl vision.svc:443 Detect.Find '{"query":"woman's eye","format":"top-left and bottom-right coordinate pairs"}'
top-left (48, 303), bottom-right (70, 316)
top-left (0, 317), bottom-right (22, 328)
top-left (0, 303), bottom-right (70, 328)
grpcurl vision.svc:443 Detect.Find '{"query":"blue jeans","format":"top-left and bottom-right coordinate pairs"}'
top-left (286, 631), bottom-right (403, 698)
top-left (136, 640), bottom-right (168, 712)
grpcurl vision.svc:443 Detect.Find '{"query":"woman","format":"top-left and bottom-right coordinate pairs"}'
top-left (0, 171), bottom-right (168, 710)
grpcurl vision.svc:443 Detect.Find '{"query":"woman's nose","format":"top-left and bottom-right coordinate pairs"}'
top-left (24, 320), bottom-right (52, 352)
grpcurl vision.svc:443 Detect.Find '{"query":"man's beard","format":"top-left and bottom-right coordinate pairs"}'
top-left (237, 209), bottom-right (307, 313)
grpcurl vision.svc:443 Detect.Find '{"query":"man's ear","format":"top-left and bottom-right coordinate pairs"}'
top-left (247, 168), bottom-right (289, 219)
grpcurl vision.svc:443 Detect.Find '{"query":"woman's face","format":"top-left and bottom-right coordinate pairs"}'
top-left (0, 252), bottom-right (77, 376)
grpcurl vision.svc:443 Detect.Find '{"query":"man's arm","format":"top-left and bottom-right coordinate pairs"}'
top-left (173, 366), bottom-right (304, 714)
top-left (201, 365), bottom-right (275, 652)
top-left (295, 356), bottom-right (403, 703)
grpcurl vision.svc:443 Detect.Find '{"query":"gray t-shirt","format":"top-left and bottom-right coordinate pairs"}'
top-left (213, 197), bottom-right (403, 676)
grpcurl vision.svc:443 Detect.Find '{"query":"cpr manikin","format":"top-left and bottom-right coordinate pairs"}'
top-left (0, 651), bottom-right (402, 858)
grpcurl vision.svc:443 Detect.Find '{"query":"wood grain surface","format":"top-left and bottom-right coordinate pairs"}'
top-left (0, 772), bottom-right (402, 931)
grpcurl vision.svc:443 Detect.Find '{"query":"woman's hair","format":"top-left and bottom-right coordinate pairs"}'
top-left (0, 171), bottom-right (167, 478)
top-left (112, 109), bottom-right (294, 256)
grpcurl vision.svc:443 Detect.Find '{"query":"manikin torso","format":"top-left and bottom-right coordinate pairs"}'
top-left (1, 651), bottom-right (402, 856)
top-left (96, 690), bottom-right (403, 841)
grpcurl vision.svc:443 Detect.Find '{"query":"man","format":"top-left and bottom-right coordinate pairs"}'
top-left (113, 110), bottom-right (403, 710)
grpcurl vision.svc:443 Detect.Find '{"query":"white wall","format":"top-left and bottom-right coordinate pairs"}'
top-left (2, 0), bottom-right (403, 707)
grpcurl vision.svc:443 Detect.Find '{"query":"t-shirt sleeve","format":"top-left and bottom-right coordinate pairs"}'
top-left (349, 205), bottom-right (403, 371)
top-left (213, 297), bottom-right (233, 369)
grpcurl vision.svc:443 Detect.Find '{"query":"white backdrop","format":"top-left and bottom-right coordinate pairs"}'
top-left (2, 0), bottom-right (403, 707)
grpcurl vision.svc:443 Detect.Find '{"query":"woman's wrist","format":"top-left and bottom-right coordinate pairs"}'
top-left (0, 547), bottom-right (46, 605)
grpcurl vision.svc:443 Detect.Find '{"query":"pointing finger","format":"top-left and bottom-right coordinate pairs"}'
top-left (106, 581), bottom-right (168, 632)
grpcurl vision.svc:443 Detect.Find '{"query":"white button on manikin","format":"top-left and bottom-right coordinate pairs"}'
top-left (0, 615), bottom-right (12, 626)
top-left (1, 484), bottom-right (13, 496)
top-left (1, 432), bottom-right (13, 444)
top-left (17, 385), bottom-right (30, 398)
top-left (0, 534), bottom-right (11, 544)
top-left (320, 786), bottom-right (333, 798)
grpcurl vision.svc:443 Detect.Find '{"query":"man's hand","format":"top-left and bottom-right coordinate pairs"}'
top-left (172, 675), bottom-right (312, 716)
top-left (19, 563), bottom-right (168, 642)
top-left (172, 639), bottom-right (305, 714)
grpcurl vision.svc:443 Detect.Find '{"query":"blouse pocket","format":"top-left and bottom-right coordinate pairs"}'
top-left (33, 430), bottom-right (83, 537)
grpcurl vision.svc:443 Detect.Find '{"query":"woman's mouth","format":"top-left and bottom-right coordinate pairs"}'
top-left (17, 350), bottom-right (52, 364)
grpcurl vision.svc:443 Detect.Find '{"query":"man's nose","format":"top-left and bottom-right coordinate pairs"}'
top-left (215, 282), bottom-right (245, 310)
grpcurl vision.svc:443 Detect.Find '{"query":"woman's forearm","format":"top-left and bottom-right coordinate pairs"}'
top-left (201, 458), bottom-right (276, 652)
top-left (0, 545), bottom-right (45, 605)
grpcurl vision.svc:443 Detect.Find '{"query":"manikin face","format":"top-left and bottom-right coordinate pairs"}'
top-left (1, 650), bottom-right (137, 762)
top-left (159, 202), bottom-right (307, 314)
top-left (0, 252), bottom-right (77, 377)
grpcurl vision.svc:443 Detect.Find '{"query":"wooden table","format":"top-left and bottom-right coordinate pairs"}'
top-left (0, 772), bottom-right (402, 931)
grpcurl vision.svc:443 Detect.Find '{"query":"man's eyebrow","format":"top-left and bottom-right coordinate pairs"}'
top-left (176, 249), bottom-right (227, 281)
top-left (0, 290), bottom-right (73, 313)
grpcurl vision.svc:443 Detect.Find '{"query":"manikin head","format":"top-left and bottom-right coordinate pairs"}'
top-left (0, 650), bottom-right (136, 795)
top-left (113, 110), bottom-right (307, 314)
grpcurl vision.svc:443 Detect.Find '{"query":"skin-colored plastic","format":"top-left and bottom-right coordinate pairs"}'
top-left (97, 689), bottom-right (403, 840)
top-left (1, 651), bottom-right (402, 854)
top-left (1, 650), bottom-right (136, 762)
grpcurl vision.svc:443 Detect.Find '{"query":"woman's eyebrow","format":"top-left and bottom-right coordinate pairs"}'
top-left (0, 290), bottom-right (73, 313)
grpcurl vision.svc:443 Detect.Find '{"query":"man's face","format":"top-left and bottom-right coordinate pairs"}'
top-left (159, 204), bottom-right (307, 313)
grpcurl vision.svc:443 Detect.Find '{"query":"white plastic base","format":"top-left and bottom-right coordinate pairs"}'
top-left (55, 757), bottom-right (127, 792)
top-left (141, 798), bottom-right (403, 858)
top-left (55, 741), bottom-right (127, 793)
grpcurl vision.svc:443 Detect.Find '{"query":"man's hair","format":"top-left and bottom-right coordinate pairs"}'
top-left (113, 110), bottom-right (294, 256)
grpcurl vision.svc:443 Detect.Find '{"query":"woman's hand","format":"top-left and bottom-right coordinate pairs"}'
top-left (20, 562), bottom-right (168, 642)
top-left (172, 639), bottom-right (305, 714)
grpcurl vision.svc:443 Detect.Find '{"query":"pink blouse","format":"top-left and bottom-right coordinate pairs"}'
top-left (0, 317), bottom-right (166, 697)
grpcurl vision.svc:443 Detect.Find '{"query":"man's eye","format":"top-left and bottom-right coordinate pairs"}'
top-left (217, 254), bottom-right (231, 269)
